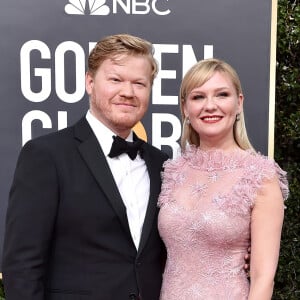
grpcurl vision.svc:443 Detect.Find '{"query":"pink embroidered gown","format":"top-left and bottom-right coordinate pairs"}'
top-left (158, 148), bottom-right (288, 300)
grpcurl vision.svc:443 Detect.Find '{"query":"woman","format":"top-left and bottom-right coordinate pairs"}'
top-left (158, 58), bottom-right (288, 299)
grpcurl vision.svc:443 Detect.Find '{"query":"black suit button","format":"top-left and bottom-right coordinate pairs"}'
top-left (129, 292), bottom-right (137, 299)
top-left (136, 261), bottom-right (141, 267)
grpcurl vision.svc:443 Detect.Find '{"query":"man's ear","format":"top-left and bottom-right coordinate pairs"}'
top-left (85, 72), bottom-right (94, 95)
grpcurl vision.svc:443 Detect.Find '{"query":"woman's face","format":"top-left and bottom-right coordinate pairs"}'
top-left (183, 71), bottom-right (243, 149)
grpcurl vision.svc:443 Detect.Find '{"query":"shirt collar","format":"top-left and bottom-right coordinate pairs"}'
top-left (86, 110), bottom-right (134, 157)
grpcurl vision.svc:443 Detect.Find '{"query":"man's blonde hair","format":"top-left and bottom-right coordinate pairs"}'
top-left (87, 33), bottom-right (158, 84)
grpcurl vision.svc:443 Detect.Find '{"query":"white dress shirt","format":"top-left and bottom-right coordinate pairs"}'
top-left (86, 111), bottom-right (150, 249)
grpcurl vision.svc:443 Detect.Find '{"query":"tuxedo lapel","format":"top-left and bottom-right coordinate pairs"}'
top-left (137, 143), bottom-right (162, 255)
top-left (74, 118), bottom-right (132, 237)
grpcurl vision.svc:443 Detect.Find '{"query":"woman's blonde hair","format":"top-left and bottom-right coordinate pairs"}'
top-left (180, 58), bottom-right (254, 151)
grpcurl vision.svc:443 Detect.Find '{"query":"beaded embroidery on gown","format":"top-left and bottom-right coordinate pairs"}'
top-left (158, 147), bottom-right (288, 300)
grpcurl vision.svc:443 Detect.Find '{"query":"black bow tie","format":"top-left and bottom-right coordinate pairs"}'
top-left (108, 136), bottom-right (144, 160)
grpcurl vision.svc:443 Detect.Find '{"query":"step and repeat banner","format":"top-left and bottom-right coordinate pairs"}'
top-left (0, 0), bottom-right (277, 269)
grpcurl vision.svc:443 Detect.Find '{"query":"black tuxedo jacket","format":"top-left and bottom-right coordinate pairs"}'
top-left (2, 117), bottom-right (168, 300)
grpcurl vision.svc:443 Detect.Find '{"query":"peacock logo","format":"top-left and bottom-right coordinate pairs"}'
top-left (65, 0), bottom-right (110, 15)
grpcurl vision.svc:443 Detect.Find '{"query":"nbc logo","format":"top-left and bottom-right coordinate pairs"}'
top-left (65, 0), bottom-right (171, 16)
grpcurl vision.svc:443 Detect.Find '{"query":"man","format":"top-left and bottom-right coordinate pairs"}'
top-left (2, 34), bottom-right (168, 300)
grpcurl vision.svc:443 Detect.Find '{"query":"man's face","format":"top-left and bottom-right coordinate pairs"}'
top-left (86, 54), bottom-right (152, 138)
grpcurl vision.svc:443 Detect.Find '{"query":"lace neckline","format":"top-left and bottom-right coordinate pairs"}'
top-left (182, 146), bottom-right (254, 172)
